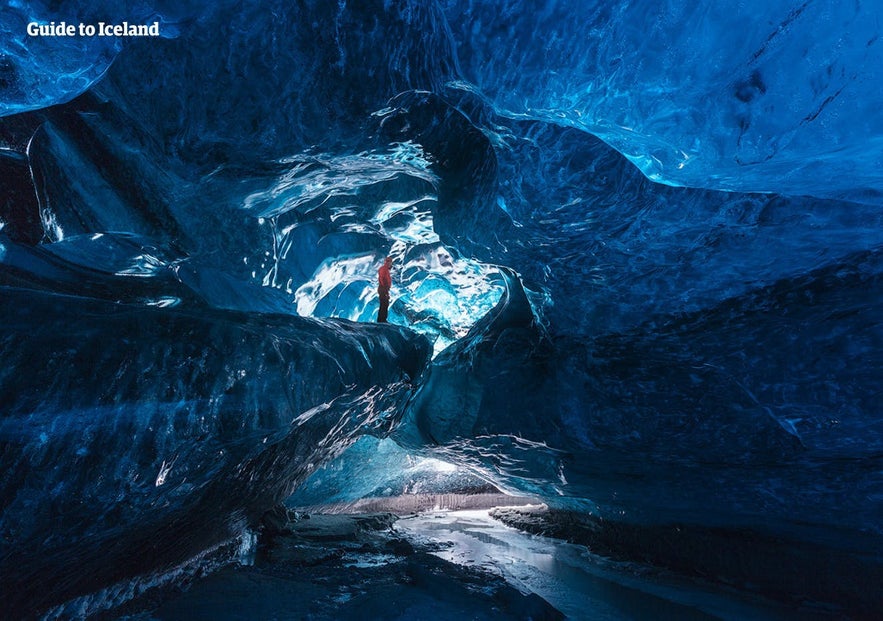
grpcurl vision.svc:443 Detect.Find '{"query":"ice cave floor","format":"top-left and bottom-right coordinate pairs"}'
top-left (133, 503), bottom-right (831, 621)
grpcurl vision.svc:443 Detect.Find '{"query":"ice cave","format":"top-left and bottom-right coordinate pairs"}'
top-left (1, 1), bottom-right (882, 619)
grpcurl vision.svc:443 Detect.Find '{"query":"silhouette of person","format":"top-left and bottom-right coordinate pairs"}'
top-left (377, 256), bottom-right (392, 323)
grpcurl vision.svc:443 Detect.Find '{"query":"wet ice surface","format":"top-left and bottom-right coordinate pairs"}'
top-left (145, 509), bottom-right (831, 621)
top-left (146, 510), bottom-right (561, 620)
top-left (395, 510), bottom-right (823, 621)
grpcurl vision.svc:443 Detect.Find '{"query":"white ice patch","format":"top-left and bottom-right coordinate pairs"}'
top-left (397, 510), bottom-right (796, 621)
top-left (236, 530), bottom-right (258, 566)
top-left (155, 456), bottom-right (176, 487)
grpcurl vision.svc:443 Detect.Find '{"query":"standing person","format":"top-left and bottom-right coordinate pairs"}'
top-left (377, 256), bottom-right (392, 323)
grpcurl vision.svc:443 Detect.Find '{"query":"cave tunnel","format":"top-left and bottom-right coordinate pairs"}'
top-left (2, 1), bottom-right (883, 619)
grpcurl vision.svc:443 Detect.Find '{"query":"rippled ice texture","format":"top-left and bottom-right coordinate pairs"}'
top-left (443, 0), bottom-right (883, 202)
top-left (241, 143), bottom-right (504, 353)
top-left (2, 0), bottom-right (883, 617)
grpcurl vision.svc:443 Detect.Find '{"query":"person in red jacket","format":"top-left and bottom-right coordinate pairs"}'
top-left (377, 256), bottom-right (393, 323)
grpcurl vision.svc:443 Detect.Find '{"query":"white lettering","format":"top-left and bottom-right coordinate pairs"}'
top-left (30, 20), bottom-right (161, 37)
top-left (26, 21), bottom-right (76, 36)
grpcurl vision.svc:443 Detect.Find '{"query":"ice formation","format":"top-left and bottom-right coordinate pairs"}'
top-left (2, 0), bottom-right (882, 617)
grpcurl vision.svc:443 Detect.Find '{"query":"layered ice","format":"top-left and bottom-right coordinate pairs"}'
top-left (1, 0), bottom-right (882, 617)
top-left (0, 268), bottom-right (430, 616)
top-left (441, 0), bottom-right (883, 202)
top-left (0, 0), bottom-right (203, 116)
top-left (240, 143), bottom-right (506, 352)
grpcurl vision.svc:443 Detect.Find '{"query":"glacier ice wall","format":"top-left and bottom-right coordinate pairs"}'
top-left (91, 0), bottom-right (458, 166)
top-left (0, 257), bottom-right (430, 615)
top-left (442, 0), bottom-right (883, 202)
top-left (1, 0), bottom-right (883, 616)
top-left (0, 2), bottom-right (118, 116)
top-left (0, 0), bottom-right (207, 116)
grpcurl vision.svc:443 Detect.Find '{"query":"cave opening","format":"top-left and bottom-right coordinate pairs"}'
top-left (2, 1), bottom-right (883, 619)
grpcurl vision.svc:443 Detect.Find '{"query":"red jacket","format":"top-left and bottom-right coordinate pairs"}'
top-left (378, 265), bottom-right (391, 291)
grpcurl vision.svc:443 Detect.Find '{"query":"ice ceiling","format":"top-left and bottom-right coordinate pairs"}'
top-left (2, 0), bottom-right (883, 617)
